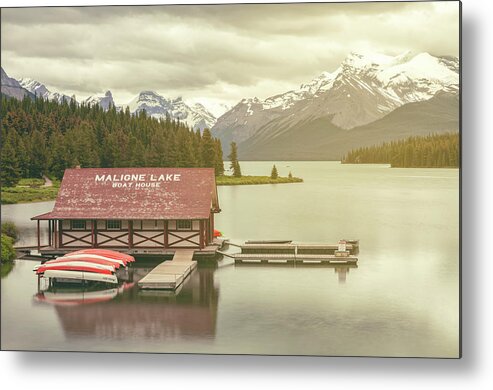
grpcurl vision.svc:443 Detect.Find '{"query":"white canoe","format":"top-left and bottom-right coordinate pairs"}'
top-left (42, 269), bottom-right (118, 284)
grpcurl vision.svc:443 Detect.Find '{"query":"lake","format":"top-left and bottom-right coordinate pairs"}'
top-left (0, 161), bottom-right (459, 357)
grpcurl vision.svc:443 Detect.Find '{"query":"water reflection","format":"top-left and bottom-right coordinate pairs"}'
top-left (1, 262), bottom-right (15, 278)
top-left (33, 267), bottom-right (219, 340)
top-left (334, 266), bottom-right (352, 283)
top-left (234, 262), bottom-right (358, 283)
top-left (34, 283), bottom-right (134, 306)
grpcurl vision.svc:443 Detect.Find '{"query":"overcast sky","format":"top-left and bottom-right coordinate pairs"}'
top-left (1, 1), bottom-right (459, 115)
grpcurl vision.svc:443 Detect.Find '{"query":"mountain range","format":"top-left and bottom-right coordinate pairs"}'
top-left (1, 50), bottom-right (459, 159)
top-left (1, 68), bottom-right (217, 132)
top-left (211, 51), bottom-right (459, 160)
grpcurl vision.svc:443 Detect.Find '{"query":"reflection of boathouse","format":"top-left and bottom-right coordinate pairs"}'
top-left (36, 268), bottom-right (219, 341)
top-left (32, 168), bottom-right (220, 252)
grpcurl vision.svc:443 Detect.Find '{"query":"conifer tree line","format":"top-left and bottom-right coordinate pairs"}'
top-left (341, 133), bottom-right (459, 168)
top-left (0, 95), bottom-right (225, 186)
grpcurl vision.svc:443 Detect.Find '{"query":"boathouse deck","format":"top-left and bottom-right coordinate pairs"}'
top-left (15, 238), bottom-right (227, 261)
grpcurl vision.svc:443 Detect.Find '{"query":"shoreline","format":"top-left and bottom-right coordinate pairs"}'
top-left (1, 175), bottom-right (303, 205)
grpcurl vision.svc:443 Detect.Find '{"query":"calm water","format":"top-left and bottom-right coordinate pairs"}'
top-left (1, 162), bottom-right (459, 357)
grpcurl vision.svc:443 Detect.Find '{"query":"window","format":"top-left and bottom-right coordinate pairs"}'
top-left (71, 220), bottom-right (86, 230)
top-left (107, 220), bottom-right (121, 230)
top-left (177, 220), bottom-right (192, 230)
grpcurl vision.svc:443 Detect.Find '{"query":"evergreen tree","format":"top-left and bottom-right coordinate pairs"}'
top-left (201, 129), bottom-right (216, 169)
top-left (270, 164), bottom-right (279, 179)
top-left (0, 133), bottom-right (21, 187)
top-left (214, 139), bottom-right (225, 176)
top-left (228, 142), bottom-right (241, 177)
top-left (29, 129), bottom-right (48, 177)
top-left (48, 130), bottom-right (71, 179)
top-left (0, 95), bottom-right (224, 178)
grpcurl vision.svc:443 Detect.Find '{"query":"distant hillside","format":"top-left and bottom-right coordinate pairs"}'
top-left (238, 92), bottom-right (458, 160)
top-left (342, 132), bottom-right (459, 168)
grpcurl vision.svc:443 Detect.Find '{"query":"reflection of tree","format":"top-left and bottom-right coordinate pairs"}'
top-left (1, 262), bottom-right (15, 278)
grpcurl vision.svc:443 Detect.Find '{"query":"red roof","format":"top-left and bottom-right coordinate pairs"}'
top-left (33, 168), bottom-right (219, 220)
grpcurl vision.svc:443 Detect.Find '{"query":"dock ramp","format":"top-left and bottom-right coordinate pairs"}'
top-left (138, 249), bottom-right (196, 290)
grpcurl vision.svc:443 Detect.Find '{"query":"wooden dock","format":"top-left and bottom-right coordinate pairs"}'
top-left (229, 240), bottom-right (359, 265)
top-left (137, 249), bottom-right (197, 290)
top-left (233, 253), bottom-right (358, 265)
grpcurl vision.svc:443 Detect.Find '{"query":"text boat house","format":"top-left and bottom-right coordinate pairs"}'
top-left (32, 168), bottom-right (220, 253)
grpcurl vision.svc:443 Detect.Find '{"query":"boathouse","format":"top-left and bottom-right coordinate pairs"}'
top-left (32, 168), bottom-right (220, 252)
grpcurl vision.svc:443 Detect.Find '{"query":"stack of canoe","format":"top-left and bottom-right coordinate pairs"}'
top-left (33, 249), bottom-right (135, 285)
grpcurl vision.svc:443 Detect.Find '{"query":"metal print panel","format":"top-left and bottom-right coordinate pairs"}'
top-left (0, 1), bottom-right (461, 358)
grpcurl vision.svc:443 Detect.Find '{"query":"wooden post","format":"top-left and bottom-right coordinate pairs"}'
top-left (58, 220), bottom-right (62, 248)
top-left (91, 220), bottom-right (95, 247)
top-left (199, 220), bottom-right (205, 249)
top-left (210, 212), bottom-right (214, 243)
top-left (53, 220), bottom-right (57, 248)
top-left (37, 220), bottom-right (40, 251)
top-left (94, 220), bottom-right (98, 247)
top-left (164, 220), bottom-right (168, 248)
top-left (48, 220), bottom-right (52, 247)
top-left (128, 220), bottom-right (133, 249)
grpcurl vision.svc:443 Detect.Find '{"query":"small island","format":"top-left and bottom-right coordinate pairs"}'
top-left (216, 175), bottom-right (303, 186)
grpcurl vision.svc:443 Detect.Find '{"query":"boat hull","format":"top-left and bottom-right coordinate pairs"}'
top-left (41, 270), bottom-right (118, 284)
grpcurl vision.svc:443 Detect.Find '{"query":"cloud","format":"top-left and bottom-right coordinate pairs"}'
top-left (1, 1), bottom-right (459, 108)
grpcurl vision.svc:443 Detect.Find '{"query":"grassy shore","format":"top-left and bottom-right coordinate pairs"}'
top-left (1, 175), bottom-right (302, 204)
top-left (1, 179), bottom-right (60, 204)
top-left (216, 175), bottom-right (303, 186)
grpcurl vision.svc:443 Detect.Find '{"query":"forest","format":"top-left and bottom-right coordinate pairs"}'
top-left (0, 95), bottom-right (224, 187)
top-left (341, 133), bottom-right (460, 168)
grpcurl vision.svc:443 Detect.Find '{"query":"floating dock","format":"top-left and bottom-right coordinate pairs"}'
top-left (233, 254), bottom-right (358, 264)
top-left (137, 249), bottom-right (197, 290)
top-left (229, 240), bottom-right (359, 265)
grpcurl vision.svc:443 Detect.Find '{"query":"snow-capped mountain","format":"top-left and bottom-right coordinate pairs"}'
top-left (83, 91), bottom-right (115, 111)
top-left (126, 91), bottom-right (216, 131)
top-left (19, 78), bottom-right (73, 103)
top-left (212, 51), bottom-right (459, 149)
top-left (1, 67), bottom-right (33, 100)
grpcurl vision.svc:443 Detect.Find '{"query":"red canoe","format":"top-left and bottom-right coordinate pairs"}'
top-left (43, 256), bottom-right (123, 269)
top-left (36, 264), bottom-right (114, 275)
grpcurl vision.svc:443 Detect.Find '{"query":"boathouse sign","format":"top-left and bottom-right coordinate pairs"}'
top-left (95, 173), bottom-right (182, 188)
